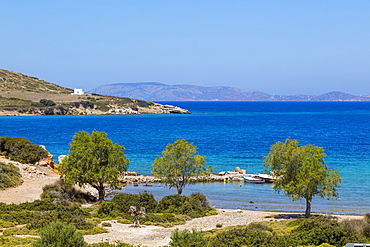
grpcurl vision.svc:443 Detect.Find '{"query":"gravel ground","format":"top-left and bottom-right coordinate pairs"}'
top-left (84, 209), bottom-right (276, 247)
top-left (83, 209), bottom-right (362, 247)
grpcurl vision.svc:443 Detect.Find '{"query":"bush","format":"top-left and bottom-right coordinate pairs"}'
top-left (0, 137), bottom-right (49, 164)
top-left (137, 100), bottom-right (153, 107)
top-left (98, 193), bottom-right (158, 217)
top-left (28, 207), bottom-right (93, 230)
top-left (340, 218), bottom-right (370, 243)
top-left (41, 180), bottom-right (97, 205)
top-left (158, 193), bottom-right (215, 218)
top-left (170, 228), bottom-right (209, 247)
top-left (290, 216), bottom-right (348, 247)
top-left (33, 221), bottom-right (87, 247)
top-left (101, 222), bottom-right (111, 227)
top-left (207, 222), bottom-right (296, 247)
top-left (0, 235), bottom-right (34, 246)
top-left (39, 99), bottom-right (56, 107)
top-left (0, 162), bottom-right (23, 190)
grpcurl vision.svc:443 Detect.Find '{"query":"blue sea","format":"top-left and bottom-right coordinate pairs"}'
top-left (1, 101), bottom-right (370, 214)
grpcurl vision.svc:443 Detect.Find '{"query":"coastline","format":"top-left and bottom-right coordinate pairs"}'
top-left (0, 163), bottom-right (364, 246)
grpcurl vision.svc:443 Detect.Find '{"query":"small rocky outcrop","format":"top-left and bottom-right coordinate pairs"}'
top-left (1, 101), bottom-right (190, 116)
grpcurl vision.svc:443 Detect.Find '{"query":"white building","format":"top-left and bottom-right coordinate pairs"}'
top-left (71, 88), bottom-right (84, 95)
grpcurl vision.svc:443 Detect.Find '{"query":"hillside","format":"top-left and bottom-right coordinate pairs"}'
top-left (89, 82), bottom-right (370, 101)
top-left (0, 69), bottom-right (189, 115)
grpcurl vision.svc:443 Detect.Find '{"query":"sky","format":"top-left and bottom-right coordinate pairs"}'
top-left (1, 0), bottom-right (369, 95)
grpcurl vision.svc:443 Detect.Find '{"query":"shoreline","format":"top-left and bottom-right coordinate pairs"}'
top-left (0, 162), bottom-right (365, 246)
top-left (0, 162), bottom-right (366, 216)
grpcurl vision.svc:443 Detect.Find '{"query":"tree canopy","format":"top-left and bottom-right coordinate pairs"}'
top-left (58, 130), bottom-right (129, 201)
top-left (151, 139), bottom-right (212, 195)
top-left (263, 138), bottom-right (342, 218)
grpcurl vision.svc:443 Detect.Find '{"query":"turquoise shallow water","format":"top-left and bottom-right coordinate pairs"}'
top-left (1, 101), bottom-right (370, 214)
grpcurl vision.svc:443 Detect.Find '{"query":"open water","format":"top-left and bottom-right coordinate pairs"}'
top-left (1, 101), bottom-right (370, 214)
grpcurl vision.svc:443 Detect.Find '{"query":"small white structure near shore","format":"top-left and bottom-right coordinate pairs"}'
top-left (71, 88), bottom-right (84, 95)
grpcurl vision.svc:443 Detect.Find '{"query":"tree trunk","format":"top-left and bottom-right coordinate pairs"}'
top-left (97, 184), bottom-right (105, 201)
top-left (177, 186), bottom-right (183, 195)
top-left (305, 197), bottom-right (312, 218)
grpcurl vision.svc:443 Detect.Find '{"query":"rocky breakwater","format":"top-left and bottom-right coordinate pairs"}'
top-left (119, 167), bottom-right (247, 185)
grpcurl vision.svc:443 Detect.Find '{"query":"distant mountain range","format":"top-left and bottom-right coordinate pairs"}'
top-left (89, 82), bottom-right (370, 101)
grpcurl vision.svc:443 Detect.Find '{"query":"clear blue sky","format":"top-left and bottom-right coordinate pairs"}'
top-left (1, 0), bottom-right (369, 95)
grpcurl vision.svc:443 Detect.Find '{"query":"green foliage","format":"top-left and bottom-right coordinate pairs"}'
top-left (80, 226), bottom-right (109, 235)
top-left (158, 193), bottom-right (215, 218)
top-left (151, 139), bottom-right (212, 195)
top-left (137, 100), bottom-right (153, 107)
top-left (59, 130), bottom-right (129, 201)
top-left (207, 223), bottom-right (288, 247)
top-left (0, 200), bottom-right (98, 234)
top-left (98, 193), bottom-right (158, 217)
top-left (39, 99), bottom-right (56, 106)
top-left (0, 235), bottom-right (34, 246)
top-left (263, 138), bottom-right (342, 217)
top-left (33, 221), bottom-right (87, 247)
top-left (97, 192), bottom-right (214, 225)
top-left (340, 218), bottom-right (370, 243)
top-left (101, 222), bottom-right (112, 227)
top-left (94, 102), bottom-right (110, 112)
top-left (290, 217), bottom-right (348, 246)
top-left (0, 162), bottom-right (23, 190)
top-left (2, 226), bottom-right (39, 236)
top-left (28, 206), bottom-right (93, 230)
top-left (170, 228), bottom-right (209, 247)
top-left (0, 137), bottom-right (49, 164)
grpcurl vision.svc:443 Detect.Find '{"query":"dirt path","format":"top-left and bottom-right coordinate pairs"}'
top-left (0, 158), bottom-right (60, 204)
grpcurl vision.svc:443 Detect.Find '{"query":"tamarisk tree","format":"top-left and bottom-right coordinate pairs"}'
top-left (151, 139), bottom-right (212, 195)
top-left (263, 138), bottom-right (341, 218)
top-left (59, 130), bottom-right (129, 201)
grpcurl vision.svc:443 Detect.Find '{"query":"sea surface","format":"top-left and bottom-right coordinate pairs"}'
top-left (1, 101), bottom-right (370, 214)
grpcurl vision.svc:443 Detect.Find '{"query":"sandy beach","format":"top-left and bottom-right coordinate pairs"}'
top-left (0, 161), bottom-right (362, 247)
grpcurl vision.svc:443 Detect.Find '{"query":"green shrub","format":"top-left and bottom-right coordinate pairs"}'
top-left (0, 219), bottom-right (16, 228)
top-left (94, 102), bottom-right (110, 112)
top-left (158, 193), bottom-right (215, 218)
top-left (170, 228), bottom-right (209, 247)
top-left (98, 193), bottom-right (158, 217)
top-left (39, 99), bottom-right (56, 107)
top-left (117, 219), bottom-right (132, 224)
top-left (80, 226), bottom-right (109, 235)
top-left (0, 162), bottom-right (23, 190)
top-left (340, 218), bottom-right (370, 243)
top-left (137, 100), bottom-right (153, 107)
top-left (101, 222), bottom-right (111, 227)
top-left (0, 137), bottom-right (49, 164)
top-left (290, 216), bottom-right (348, 247)
top-left (0, 235), bottom-right (35, 246)
top-left (33, 221), bottom-right (87, 247)
top-left (207, 222), bottom-right (294, 247)
top-left (28, 207), bottom-right (93, 230)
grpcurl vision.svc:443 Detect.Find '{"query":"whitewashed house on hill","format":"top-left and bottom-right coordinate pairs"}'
top-left (71, 88), bottom-right (84, 95)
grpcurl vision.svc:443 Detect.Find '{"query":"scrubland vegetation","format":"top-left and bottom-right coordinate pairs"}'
top-left (0, 180), bottom-right (215, 246)
top-left (0, 137), bottom-right (49, 164)
top-left (170, 215), bottom-right (370, 247)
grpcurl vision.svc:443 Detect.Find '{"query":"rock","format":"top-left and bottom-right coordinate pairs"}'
top-left (235, 167), bottom-right (243, 174)
top-left (58, 155), bottom-right (67, 164)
